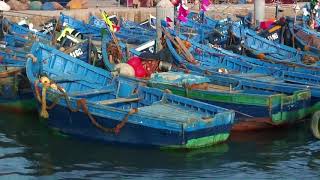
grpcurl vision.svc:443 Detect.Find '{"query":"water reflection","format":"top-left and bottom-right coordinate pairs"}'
top-left (0, 112), bottom-right (319, 179)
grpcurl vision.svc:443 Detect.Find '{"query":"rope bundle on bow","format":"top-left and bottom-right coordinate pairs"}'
top-left (34, 76), bottom-right (138, 134)
top-left (302, 54), bottom-right (319, 65)
top-left (107, 42), bottom-right (122, 64)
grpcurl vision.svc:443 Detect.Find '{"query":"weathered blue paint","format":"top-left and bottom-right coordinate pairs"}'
top-left (60, 13), bottom-right (154, 44)
top-left (88, 15), bottom-right (156, 36)
top-left (25, 42), bottom-right (235, 148)
top-left (166, 29), bottom-right (320, 97)
top-left (3, 18), bottom-right (52, 42)
top-left (289, 23), bottom-right (320, 54)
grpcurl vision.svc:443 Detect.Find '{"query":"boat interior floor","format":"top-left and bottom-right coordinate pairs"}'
top-left (138, 102), bottom-right (211, 123)
top-left (233, 73), bottom-right (280, 82)
top-left (206, 84), bottom-right (238, 93)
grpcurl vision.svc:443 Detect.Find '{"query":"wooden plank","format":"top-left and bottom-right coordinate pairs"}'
top-left (69, 87), bottom-right (115, 97)
top-left (51, 75), bottom-right (83, 83)
top-left (108, 27), bottom-right (123, 62)
top-left (98, 97), bottom-right (140, 105)
top-left (174, 36), bottom-right (196, 64)
top-left (161, 28), bottom-right (196, 64)
top-left (161, 27), bottom-right (181, 50)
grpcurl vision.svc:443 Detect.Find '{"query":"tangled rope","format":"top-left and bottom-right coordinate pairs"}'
top-left (34, 77), bottom-right (138, 134)
top-left (107, 43), bottom-right (122, 64)
top-left (302, 54), bottom-right (319, 65)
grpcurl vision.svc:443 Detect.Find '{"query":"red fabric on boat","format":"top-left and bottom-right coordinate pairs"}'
top-left (141, 60), bottom-right (160, 77)
top-left (260, 19), bottom-right (276, 30)
top-left (127, 57), bottom-right (142, 68)
top-left (134, 64), bottom-right (147, 78)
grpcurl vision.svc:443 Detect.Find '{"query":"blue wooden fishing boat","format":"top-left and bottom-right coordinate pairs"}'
top-left (25, 42), bottom-right (235, 149)
top-left (197, 38), bottom-right (320, 77)
top-left (162, 26), bottom-right (320, 130)
top-left (289, 23), bottom-right (320, 54)
top-left (3, 17), bottom-right (94, 64)
top-left (2, 18), bottom-right (52, 42)
top-left (194, 17), bottom-right (320, 73)
top-left (0, 17), bottom-right (42, 112)
top-left (180, 11), bottom-right (228, 33)
top-left (88, 14), bottom-right (156, 36)
top-left (100, 26), bottom-right (315, 132)
top-left (0, 18), bottom-right (94, 113)
top-left (0, 40), bottom-right (35, 113)
top-left (230, 28), bottom-right (320, 67)
top-left (251, 17), bottom-right (320, 55)
top-left (59, 13), bottom-right (101, 40)
top-left (168, 28), bottom-right (320, 88)
top-left (60, 13), bottom-right (154, 44)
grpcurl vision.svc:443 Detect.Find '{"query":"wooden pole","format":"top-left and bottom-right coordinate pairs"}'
top-left (156, 0), bottom-right (174, 52)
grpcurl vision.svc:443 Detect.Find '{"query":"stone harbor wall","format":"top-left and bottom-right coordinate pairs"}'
top-left (3, 2), bottom-right (306, 27)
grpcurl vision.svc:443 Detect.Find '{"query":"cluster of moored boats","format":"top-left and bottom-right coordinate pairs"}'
top-left (1, 10), bottom-right (320, 149)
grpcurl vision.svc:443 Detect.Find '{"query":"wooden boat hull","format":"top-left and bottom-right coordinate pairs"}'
top-left (60, 13), bottom-right (154, 44)
top-left (238, 29), bottom-right (320, 67)
top-left (3, 18), bottom-right (52, 41)
top-left (0, 69), bottom-right (35, 113)
top-left (148, 82), bottom-right (312, 131)
top-left (290, 24), bottom-right (320, 54)
top-left (26, 42), bottom-right (235, 149)
top-left (163, 27), bottom-right (320, 131)
top-left (0, 36), bottom-right (37, 113)
top-left (36, 99), bottom-right (232, 148)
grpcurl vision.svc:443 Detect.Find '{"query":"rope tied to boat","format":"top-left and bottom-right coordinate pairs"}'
top-left (36, 76), bottom-right (51, 118)
top-left (26, 54), bottom-right (37, 63)
top-left (34, 77), bottom-right (138, 134)
top-left (107, 42), bottom-right (122, 64)
top-left (302, 54), bottom-right (319, 65)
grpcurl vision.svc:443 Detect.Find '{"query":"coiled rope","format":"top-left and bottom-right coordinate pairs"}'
top-left (34, 77), bottom-right (138, 134)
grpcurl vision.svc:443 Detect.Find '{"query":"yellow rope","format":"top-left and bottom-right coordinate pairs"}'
top-left (40, 85), bottom-right (49, 118)
top-left (34, 76), bottom-right (138, 133)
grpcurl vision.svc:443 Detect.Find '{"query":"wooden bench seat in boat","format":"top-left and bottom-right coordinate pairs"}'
top-left (235, 73), bottom-right (269, 78)
top-left (97, 97), bottom-right (140, 105)
top-left (254, 49), bottom-right (277, 55)
top-left (207, 84), bottom-right (239, 93)
top-left (138, 103), bottom-right (212, 123)
top-left (68, 86), bottom-right (115, 97)
top-left (51, 75), bottom-right (84, 83)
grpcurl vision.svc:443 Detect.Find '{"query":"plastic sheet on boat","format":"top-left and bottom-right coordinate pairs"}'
top-left (150, 72), bottom-right (210, 86)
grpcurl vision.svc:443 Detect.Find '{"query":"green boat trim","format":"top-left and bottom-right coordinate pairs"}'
top-left (162, 133), bottom-right (230, 149)
top-left (149, 82), bottom-right (312, 125)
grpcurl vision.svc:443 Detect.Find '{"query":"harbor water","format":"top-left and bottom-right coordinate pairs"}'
top-left (0, 112), bottom-right (319, 179)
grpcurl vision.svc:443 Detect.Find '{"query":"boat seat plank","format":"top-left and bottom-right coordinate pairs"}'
top-left (138, 103), bottom-right (207, 123)
top-left (235, 73), bottom-right (268, 78)
top-left (68, 86), bottom-right (115, 97)
top-left (207, 84), bottom-right (230, 91)
top-left (97, 97), bottom-right (140, 105)
top-left (255, 76), bottom-right (277, 81)
top-left (50, 74), bottom-right (84, 83)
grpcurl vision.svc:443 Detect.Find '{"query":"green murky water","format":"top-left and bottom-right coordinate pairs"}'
top-left (0, 112), bottom-right (319, 179)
